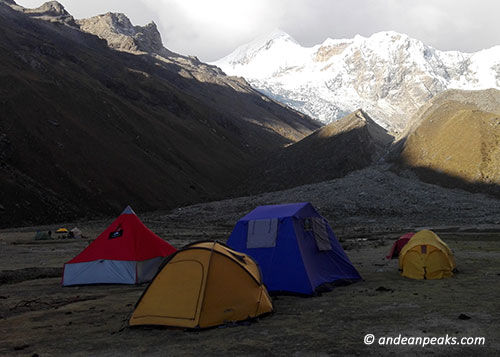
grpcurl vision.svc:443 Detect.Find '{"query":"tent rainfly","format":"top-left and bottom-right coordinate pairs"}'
top-left (386, 232), bottom-right (415, 259)
top-left (62, 206), bottom-right (176, 286)
top-left (130, 241), bottom-right (273, 329)
top-left (226, 202), bottom-right (361, 295)
top-left (399, 230), bottom-right (456, 280)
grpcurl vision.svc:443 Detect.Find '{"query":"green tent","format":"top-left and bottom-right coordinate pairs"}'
top-left (34, 231), bottom-right (51, 240)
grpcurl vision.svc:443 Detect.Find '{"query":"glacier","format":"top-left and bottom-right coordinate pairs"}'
top-left (212, 30), bottom-right (500, 132)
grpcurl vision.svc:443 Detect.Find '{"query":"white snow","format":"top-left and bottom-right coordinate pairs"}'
top-left (212, 30), bottom-right (500, 131)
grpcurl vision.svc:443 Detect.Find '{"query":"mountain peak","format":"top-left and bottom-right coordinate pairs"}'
top-left (370, 30), bottom-right (407, 39)
top-left (368, 31), bottom-right (425, 49)
top-left (36, 1), bottom-right (67, 14)
top-left (101, 12), bottom-right (134, 32)
top-left (77, 12), bottom-right (172, 56)
top-left (263, 29), bottom-right (298, 43)
top-left (215, 29), bottom-right (500, 132)
top-left (78, 12), bottom-right (141, 37)
top-left (320, 109), bottom-right (389, 139)
top-left (9, 0), bottom-right (77, 26)
top-left (248, 29), bottom-right (299, 51)
top-left (212, 29), bottom-right (303, 77)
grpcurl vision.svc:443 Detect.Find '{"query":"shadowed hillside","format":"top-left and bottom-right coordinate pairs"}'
top-left (241, 109), bottom-right (394, 194)
top-left (394, 89), bottom-right (500, 196)
top-left (0, 1), bottom-right (320, 227)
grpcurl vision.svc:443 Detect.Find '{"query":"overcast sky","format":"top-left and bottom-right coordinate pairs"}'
top-left (16, 0), bottom-right (500, 62)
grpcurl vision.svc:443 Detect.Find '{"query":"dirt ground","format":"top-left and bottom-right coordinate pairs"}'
top-left (1, 168), bottom-right (500, 356)
top-left (1, 224), bottom-right (499, 356)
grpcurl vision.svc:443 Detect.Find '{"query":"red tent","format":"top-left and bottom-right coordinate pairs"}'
top-left (62, 206), bottom-right (176, 286)
top-left (386, 232), bottom-right (415, 259)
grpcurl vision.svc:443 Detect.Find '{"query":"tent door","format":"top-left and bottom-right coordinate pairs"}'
top-left (141, 260), bottom-right (204, 320)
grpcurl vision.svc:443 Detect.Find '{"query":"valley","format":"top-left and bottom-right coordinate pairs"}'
top-left (1, 1), bottom-right (500, 355)
top-left (2, 166), bottom-right (500, 355)
top-left (0, 1), bottom-right (318, 228)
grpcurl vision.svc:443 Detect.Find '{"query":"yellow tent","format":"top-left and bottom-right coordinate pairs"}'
top-left (56, 228), bottom-right (68, 233)
top-left (129, 241), bottom-right (273, 329)
top-left (399, 230), bottom-right (456, 280)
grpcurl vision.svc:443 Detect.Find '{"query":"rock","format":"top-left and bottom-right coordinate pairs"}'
top-left (76, 13), bottom-right (174, 58)
top-left (21, 1), bottom-right (77, 27)
top-left (13, 344), bottom-right (29, 351)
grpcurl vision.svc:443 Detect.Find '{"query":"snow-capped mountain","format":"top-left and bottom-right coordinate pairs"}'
top-left (213, 30), bottom-right (500, 132)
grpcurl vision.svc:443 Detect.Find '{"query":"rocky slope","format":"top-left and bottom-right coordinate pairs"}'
top-left (213, 30), bottom-right (500, 132)
top-left (0, 1), bottom-right (319, 227)
top-left (397, 88), bottom-right (500, 140)
top-left (163, 164), bottom-right (500, 232)
top-left (75, 12), bottom-right (320, 143)
top-left (241, 109), bottom-right (394, 193)
top-left (395, 89), bottom-right (500, 195)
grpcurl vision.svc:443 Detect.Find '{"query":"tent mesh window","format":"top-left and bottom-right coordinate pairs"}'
top-left (246, 218), bottom-right (278, 248)
top-left (303, 218), bottom-right (313, 231)
top-left (311, 218), bottom-right (331, 251)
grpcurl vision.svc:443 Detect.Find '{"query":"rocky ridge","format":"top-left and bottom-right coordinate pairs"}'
top-left (73, 9), bottom-right (318, 143)
top-left (7, 0), bottom-right (76, 26)
top-left (241, 109), bottom-right (394, 194)
top-left (77, 13), bottom-right (174, 58)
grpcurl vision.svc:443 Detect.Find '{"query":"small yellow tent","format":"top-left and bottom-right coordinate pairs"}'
top-left (129, 241), bottom-right (273, 329)
top-left (399, 230), bottom-right (456, 280)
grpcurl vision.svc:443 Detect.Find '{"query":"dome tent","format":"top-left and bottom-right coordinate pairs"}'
top-left (399, 230), bottom-right (456, 280)
top-left (130, 241), bottom-right (273, 329)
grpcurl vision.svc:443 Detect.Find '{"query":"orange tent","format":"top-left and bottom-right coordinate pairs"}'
top-left (130, 241), bottom-right (273, 329)
top-left (399, 230), bottom-right (456, 280)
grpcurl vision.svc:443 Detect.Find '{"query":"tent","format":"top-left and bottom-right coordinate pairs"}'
top-left (129, 241), bottom-right (273, 329)
top-left (398, 230), bottom-right (456, 280)
top-left (34, 231), bottom-right (51, 240)
top-left (62, 206), bottom-right (176, 286)
top-left (226, 202), bottom-right (361, 295)
top-left (69, 227), bottom-right (82, 239)
top-left (386, 232), bottom-right (415, 259)
top-left (56, 228), bottom-right (68, 238)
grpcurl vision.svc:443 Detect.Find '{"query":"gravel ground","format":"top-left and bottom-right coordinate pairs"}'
top-left (1, 166), bottom-right (499, 355)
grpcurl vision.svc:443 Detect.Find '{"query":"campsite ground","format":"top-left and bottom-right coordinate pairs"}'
top-left (1, 167), bottom-right (500, 356)
top-left (1, 224), bottom-right (499, 355)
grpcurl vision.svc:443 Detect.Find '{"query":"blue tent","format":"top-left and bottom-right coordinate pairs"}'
top-left (226, 202), bottom-right (361, 295)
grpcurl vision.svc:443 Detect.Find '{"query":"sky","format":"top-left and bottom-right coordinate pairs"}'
top-left (15, 0), bottom-right (500, 62)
